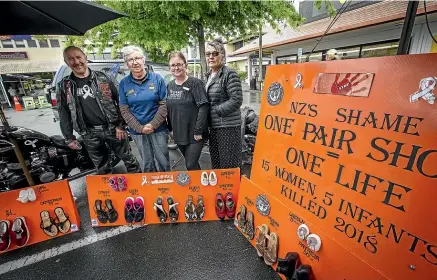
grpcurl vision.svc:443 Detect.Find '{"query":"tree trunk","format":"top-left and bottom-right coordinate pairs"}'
top-left (196, 23), bottom-right (207, 81)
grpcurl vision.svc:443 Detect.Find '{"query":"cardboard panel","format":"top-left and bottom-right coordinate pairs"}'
top-left (251, 54), bottom-right (437, 280)
top-left (235, 177), bottom-right (389, 280)
top-left (0, 180), bottom-right (80, 253)
top-left (86, 168), bottom-right (240, 226)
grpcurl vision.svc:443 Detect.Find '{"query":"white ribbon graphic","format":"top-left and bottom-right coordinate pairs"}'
top-left (24, 139), bottom-right (38, 148)
top-left (81, 85), bottom-right (93, 99)
top-left (294, 73), bottom-right (303, 89)
top-left (141, 176), bottom-right (148, 186)
top-left (410, 77), bottom-right (436, 105)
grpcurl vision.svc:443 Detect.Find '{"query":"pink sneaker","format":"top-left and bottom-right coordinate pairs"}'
top-left (108, 176), bottom-right (119, 192)
top-left (117, 176), bottom-right (127, 191)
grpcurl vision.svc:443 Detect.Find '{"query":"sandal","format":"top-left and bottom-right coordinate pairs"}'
top-left (108, 176), bottom-right (118, 192)
top-left (236, 205), bottom-right (247, 230)
top-left (153, 196), bottom-right (167, 223)
top-left (255, 224), bottom-right (269, 257)
top-left (54, 207), bottom-right (71, 234)
top-left (264, 232), bottom-right (279, 266)
top-left (94, 199), bottom-right (108, 224)
top-left (105, 199), bottom-right (118, 223)
top-left (244, 211), bottom-right (255, 240)
top-left (167, 196), bottom-right (179, 222)
top-left (185, 195), bottom-right (196, 221)
top-left (195, 195), bottom-right (205, 221)
top-left (40, 210), bottom-right (58, 237)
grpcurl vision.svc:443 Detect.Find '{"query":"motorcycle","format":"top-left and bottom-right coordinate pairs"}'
top-left (0, 126), bottom-right (119, 192)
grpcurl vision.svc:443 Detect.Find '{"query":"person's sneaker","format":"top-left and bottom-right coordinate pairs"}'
top-left (118, 176), bottom-right (127, 191)
top-left (167, 196), bottom-right (179, 222)
top-left (195, 195), bottom-right (205, 220)
top-left (201, 172), bottom-right (209, 186)
top-left (215, 193), bottom-right (226, 220)
top-left (11, 217), bottom-right (30, 247)
top-left (17, 190), bottom-right (29, 203)
top-left (27, 188), bottom-right (36, 202)
top-left (124, 197), bottom-right (135, 223)
top-left (133, 197), bottom-right (145, 223)
top-left (154, 196), bottom-right (167, 223)
top-left (225, 192), bottom-right (236, 219)
top-left (209, 171), bottom-right (217, 186)
top-left (0, 220), bottom-right (11, 252)
top-left (185, 195), bottom-right (196, 221)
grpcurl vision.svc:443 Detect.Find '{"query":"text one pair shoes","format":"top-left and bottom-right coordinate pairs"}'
top-left (236, 205), bottom-right (255, 240)
top-left (17, 188), bottom-right (36, 203)
top-left (276, 252), bottom-right (312, 280)
top-left (40, 207), bottom-right (71, 237)
top-left (94, 199), bottom-right (118, 224)
top-left (154, 196), bottom-right (180, 222)
top-left (0, 217), bottom-right (30, 252)
top-left (256, 224), bottom-right (279, 266)
top-left (215, 192), bottom-right (236, 220)
top-left (201, 171), bottom-right (217, 186)
top-left (185, 195), bottom-right (205, 221)
top-left (125, 197), bottom-right (144, 224)
top-left (108, 176), bottom-right (127, 192)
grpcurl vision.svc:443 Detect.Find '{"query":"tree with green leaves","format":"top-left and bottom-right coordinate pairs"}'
top-left (67, 0), bottom-right (302, 80)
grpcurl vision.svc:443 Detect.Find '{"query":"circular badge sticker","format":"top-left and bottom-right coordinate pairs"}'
top-left (267, 82), bottom-right (284, 106)
top-left (176, 172), bottom-right (190, 186)
top-left (256, 194), bottom-right (271, 216)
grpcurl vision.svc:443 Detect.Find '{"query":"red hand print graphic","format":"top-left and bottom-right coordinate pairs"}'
top-left (331, 73), bottom-right (369, 95)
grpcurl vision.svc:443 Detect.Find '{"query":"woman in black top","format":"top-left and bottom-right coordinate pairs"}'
top-left (166, 52), bottom-right (209, 170)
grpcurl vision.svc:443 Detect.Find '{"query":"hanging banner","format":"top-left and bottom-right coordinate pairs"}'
top-left (251, 53), bottom-right (437, 280)
top-left (86, 169), bottom-right (240, 227)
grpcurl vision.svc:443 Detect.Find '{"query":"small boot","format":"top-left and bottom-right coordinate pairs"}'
top-left (292, 264), bottom-right (312, 280)
top-left (276, 252), bottom-right (299, 279)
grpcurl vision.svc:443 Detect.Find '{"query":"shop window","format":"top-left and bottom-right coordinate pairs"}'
top-left (49, 39), bottom-right (60, 48)
top-left (336, 47), bottom-right (360, 60)
top-left (361, 42), bottom-right (399, 58)
top-left (14, 40), bottom-right (25, 48)
top-left (38, 40), bottom-right (49, 48)
top-left (276, 55), bottom-right (297, 64)
top-left (26, 40), bottom-right (37, 48)
top-left (1, 40), bottom-right (14, 48)
top-left (305, 52), bottom-right (323, 62)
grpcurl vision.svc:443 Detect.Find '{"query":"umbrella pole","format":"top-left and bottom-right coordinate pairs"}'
top-left (397, 1), bottom-right (418, 55)
top-left (0, 106), bottom-right (35, 186)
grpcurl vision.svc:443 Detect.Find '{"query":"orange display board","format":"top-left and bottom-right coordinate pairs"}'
top-left (86, 168), bottom-right (240, 226)
top-left (251, 54), bottom-right (437, 280)
top-left (0, 180), bottom-right (80, 254)
top-left (235, 177), bottom-right (389, 280)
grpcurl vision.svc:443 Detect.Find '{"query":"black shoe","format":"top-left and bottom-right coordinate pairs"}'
top-left (276, 252), bottom-right (299, 279)
top-left (167, 196), bottom-right (179, 222)
top-left (291, 264), bottom-right (312, 280)
top-left (154, 196), bottom-right (167, 223)
top-left (105, 199), bottom-right (118, 223)
top-left (94, 199), bottom-right (108, 224)
top-left (124, 197), bottom-right (135, 224)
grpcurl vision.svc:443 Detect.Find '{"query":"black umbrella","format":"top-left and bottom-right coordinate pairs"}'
top-left (0, 0), bottom-right (126, 35)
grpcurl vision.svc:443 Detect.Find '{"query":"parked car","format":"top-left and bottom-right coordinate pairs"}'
top-left (49, 61), bottom-right (174, 121)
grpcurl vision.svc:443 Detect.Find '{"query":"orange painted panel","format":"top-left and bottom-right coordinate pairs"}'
top-left (0, 180), bottom-right (80, 254)
top-left (251, 54), bottom-right (437, 280)
top-left (235, 177), bottom-right (389, 280)
top-left (86, 168), bottom-right (240, 226)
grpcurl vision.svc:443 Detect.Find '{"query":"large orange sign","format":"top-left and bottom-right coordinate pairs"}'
top-left (251, 54), bottom-right (437, 279)
top-left (0, 180), bottom-right (80, 254)
top-left (86, 169), bottom-right (240, 226)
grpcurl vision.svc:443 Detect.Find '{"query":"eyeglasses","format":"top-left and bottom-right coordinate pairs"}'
top-left (126, 56), bottom-right (143, 64)
top-left (205, 51), bottom-right (220, 57)
top-left (169, 63), bottom-right (184, 69)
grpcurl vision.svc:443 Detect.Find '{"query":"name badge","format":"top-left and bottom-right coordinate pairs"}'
top-left (149, 82), bottom-right (155, 90)
top-left (127, 89), bottom-right (135, 95)
top-left (183, 87), bottom-right (190, 91)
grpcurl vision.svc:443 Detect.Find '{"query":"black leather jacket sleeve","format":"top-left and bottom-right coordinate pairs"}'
top-left (56, 82), bottom-right (76, 142)
top-left (107, 75), bottom-right (125, 128)
top-left (214, 71), bottom-right (243, 117)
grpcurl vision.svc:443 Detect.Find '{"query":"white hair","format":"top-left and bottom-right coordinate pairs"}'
top-left (122, 46), bottom-right (145, 62)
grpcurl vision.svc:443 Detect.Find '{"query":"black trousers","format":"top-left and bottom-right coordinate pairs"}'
top-left (82, 127), bottom-right (140, 174)
top-left (177, 141), bottom-right (204, 170)
top-left (209, 127), bottom-right (242, 169)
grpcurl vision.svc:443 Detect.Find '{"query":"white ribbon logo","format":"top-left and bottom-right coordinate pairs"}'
top-left (410, 77), bottom-right (436, 105)
top-left (294, 73), bottom-right (303, 89)
top-left (141, 176), bottom-right (149, 186)
top-left (81, 85), bottom-right (94, 99)
top-left (24, 139), bottom-right (38, 148)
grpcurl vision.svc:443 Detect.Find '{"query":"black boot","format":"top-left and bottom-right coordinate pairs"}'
top-left (292, 264), bottom-right (312, 280)
top-left (276, 252), bottom-right (299, 279)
